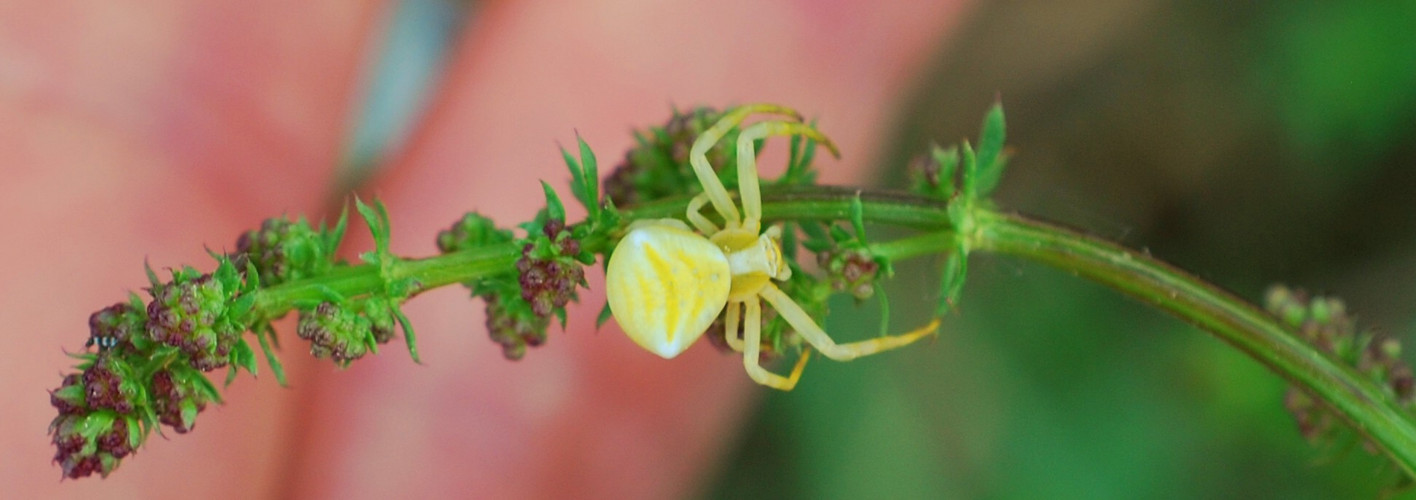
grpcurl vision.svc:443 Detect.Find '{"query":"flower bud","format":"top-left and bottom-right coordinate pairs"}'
top-left (87, 302), bottom-right (144, 352)
top-left (146, 271), bottom-right (241, 371)
top-left (232, 216), bottom-right (334, 285)
top-left (149, 368), bottom-right (213, 434)
top-left (604, 107), bottom-right (728, 207)
top-left (484, 294), bottom-right (549, 361)
top-left (516, 220), bottom-right (587, 317)
top-left (297, 301), bottom-right (383, 366)
top-left (50, 411), bottom-right (137, 479)
top-left (817, 248), bottom-right (880, 301)
top-left (82, 354), bottom-right (136, 414)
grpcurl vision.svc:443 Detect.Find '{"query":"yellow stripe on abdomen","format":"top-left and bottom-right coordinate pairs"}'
top-left (605, 220), bottom-right (731, 359)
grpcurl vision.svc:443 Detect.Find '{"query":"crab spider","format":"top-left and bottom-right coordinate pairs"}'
top-left (605, 104), bottom-right (939, 390)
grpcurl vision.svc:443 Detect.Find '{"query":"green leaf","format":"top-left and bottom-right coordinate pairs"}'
top-left (798, 219), bottom-right (829, 240)
top-left (780, 221), bottom-right (799, 259)
top-left (779, 130), bottom-right (818, 186)
top-left (180, 400), bottom-right (200, 432)
top-left (186, 368), bottom-right (223, 404)
top-left (595, 196), bottom-right (621, 231)
top-left (562, 136), bottom-right (600, 220)
top-left (563, 145), bottom-right (585, 201)
top-left (975, 103), bottom-right (1008, 197)
top-left (325, 203), bottom-right (350, 257)
top-left (579, 135), bottom-right (599, 213)
top-left (228, 293), bottom-right (257, 323)
top-left (786, 132), bottom-right (803, 179)
top-left (393, 305), bottom-right (421, 364)
top-left (241, 261), bottom-right (262, 292)
top-left (849, 195), bottom-right (868, 242)
top-left (541, 181), bottom-right (566, 222)
top-left (254, 324), bottom-right (287, 386)
top-left (937, 247), bottom-right (968, 317)
top-left (126, 416), bottom-right (143, 449)
top-left (78, 410), bottom-right (117, 435)
top-left (233, 338), bottom-right (257, 376)
top-left (144, 259), bottom-right (161, 288)
top-left (960, 141), bottom-right (978, 199)
top-left (931, 145), bottom-right (960, 199)
top-left (876, 281), bottom-right (892, 337)
top-left (596, 302), bottom-right (614, 329)
top-left (355, 197), bottom-right (392, 255)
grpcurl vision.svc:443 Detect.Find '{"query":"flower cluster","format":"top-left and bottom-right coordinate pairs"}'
top-left (1267, 285), bottom-right (1416, 446)
top-left (232, 214), bottom-right (345, 286)
top-left (296, 300), bottom-right (396, 367)
top-left (145, 268), bottom-right (246, 371)
top-left (817, 248), bottom-right (881, 301)
top-left (48, 203), bottom-right (371, 479)
top-left (50, 331), bottom-right (222, 478)
top-left (437, 210), bottom-right (592, 360)
top-left (604, 107), bottom-right (729, 207)
top-left (49, 256), bottom-right (255, 478)
top-left (518, 219), bottom-right (587, 318)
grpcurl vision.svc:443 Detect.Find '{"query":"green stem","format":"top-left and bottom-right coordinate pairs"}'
top-left (970, 209), bottom-right (1416, 477)
top-left (253, 244), bottom-right (520, 313)
top-left (245, 186), bottom-right (1416, 474)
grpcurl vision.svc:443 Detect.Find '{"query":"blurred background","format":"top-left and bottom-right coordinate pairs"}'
top-left (340, 0), bottom-right (1416, 498)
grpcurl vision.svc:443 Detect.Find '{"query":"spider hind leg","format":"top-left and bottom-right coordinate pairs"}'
top-left (760, 283), bottom-right (939, 362)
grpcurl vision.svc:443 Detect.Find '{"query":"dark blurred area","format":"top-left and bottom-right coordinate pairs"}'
top-left (704, 1), bottom-right (1416, 498)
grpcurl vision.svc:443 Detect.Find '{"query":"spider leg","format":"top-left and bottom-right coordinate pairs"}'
top-left (734, 121), bottom-right (840, 232)
top-left (686, 192), bottom-right (721, 235)
top-left (742, 297), bottom-right (806, 390)
top-left (724, 300), bottom-right (744, 352)
top-left (760, 283), bottom-right (938, 361)
top-left (689, 104), bottom-right (803, 229)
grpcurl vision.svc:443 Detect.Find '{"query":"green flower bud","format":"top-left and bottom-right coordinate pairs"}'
top-left (297, 302), bottom-right (379, 366)
top-left (484, 293), bottom-right (549, 361)
top-left (50, 411), bottom-right (138, 479)
top-left (436, 212), bottom-right (513, 254)
top-left (87, 301), bottom-right (144, 352)
top-left (233, 216), bottom-right (339, 285)
top-left (145, 269), bottom-right (242, 371)
top-left (817, 248), bottom-right (881, 301)
top-left (517, 219), bottom-right (586, 317)
top-left (149, 368), bottom-right (213, 434)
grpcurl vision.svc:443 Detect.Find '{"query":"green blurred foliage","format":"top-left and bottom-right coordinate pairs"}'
top-left (1265, 1), bottom-right (1416, 169)
top-left (703, 1), bottom-right (1416, 498)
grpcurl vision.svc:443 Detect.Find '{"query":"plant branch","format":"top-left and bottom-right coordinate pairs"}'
top-left (970, 209), bottom-right (1416, 478)
top-left (240, 185), bottom-right (1415, 476)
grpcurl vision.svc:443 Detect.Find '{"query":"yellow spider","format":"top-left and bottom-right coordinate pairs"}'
top-left (605, 104), bottom-right (939, 390)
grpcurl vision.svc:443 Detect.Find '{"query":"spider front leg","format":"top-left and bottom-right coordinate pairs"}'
top-left (686, 192), bottom-right (720, 235)
top-left (759, 283), bottom-right (939, 362)
top-left (733, 120), bottom-right (839, 233)
top-left (740, 297), bottom-right (812, 391)
top-left (687, 104), bottom-right (839, 231)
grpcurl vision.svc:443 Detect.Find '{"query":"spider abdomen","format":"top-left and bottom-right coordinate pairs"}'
top-left (606, 220), bottom-right (731, 358)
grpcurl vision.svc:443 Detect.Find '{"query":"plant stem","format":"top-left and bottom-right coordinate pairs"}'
top-left (247, 186), bottom-right (1416, 474)
top-left (970, 209), bottom-right (1416, 477)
